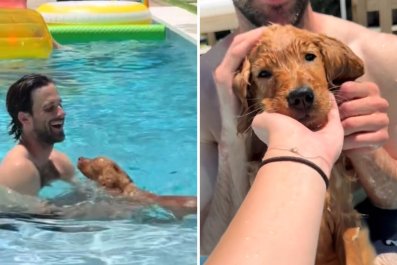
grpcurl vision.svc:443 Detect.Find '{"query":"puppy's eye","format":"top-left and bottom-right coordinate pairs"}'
top-left (305, 53), bottom-right (316, 61)
top-left (258, 70), bottom-right (272, 78)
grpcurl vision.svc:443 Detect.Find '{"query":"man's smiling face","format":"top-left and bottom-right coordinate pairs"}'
top-left (29, 83), bottom-right (66, 144)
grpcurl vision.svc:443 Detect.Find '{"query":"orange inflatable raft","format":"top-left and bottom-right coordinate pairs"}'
top-left (0, 8), bottom-right (52, 59)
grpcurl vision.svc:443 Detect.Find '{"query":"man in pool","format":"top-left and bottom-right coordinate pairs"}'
top-left (201, 0), bottom-right (397, 259)
top-left (0, 74), bottom-right (75, 196)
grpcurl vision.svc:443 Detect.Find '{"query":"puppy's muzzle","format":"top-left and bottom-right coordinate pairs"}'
top-left (287, 86), bottom-right (314, 111)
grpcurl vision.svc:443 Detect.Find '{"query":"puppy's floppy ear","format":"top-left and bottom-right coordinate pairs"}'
top-left (316, 34), bottom-right (364, 84)
top-left (112, 164), bottom-right (134, 186)
top-left (233, 57), bottom-right (251, 109)
top-left (233, 57), bottom-right (254, 133)
top-left (99, 167), bottom-right (120, 188)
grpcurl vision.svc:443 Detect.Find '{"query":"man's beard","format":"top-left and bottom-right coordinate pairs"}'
top-left (233, 0), bottom-right (309, 27)
top-left (33, 122), bottom-right (65, 145)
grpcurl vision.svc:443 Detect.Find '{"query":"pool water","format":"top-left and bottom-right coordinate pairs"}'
top-left (0, 30), bottom-right (197, 265)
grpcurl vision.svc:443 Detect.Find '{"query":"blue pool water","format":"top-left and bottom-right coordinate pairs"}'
top-left (0, 30), bottom-right (197, 264)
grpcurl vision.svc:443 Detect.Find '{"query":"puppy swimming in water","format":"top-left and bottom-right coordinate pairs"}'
top-left (77, 156), bottom-right (197, 218)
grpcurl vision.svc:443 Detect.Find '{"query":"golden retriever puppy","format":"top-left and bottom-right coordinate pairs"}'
top-left (202, 25), bottom-right (376, 265)
top-left (77, 156), bottom-right (197, 218)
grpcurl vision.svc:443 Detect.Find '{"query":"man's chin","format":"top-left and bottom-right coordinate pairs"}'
top-left (42, 135), bottom-right (65, 145)
top-left (53, 134), bottom-right (65, 143)
top-left (50, 129), bottom-right (65, 142)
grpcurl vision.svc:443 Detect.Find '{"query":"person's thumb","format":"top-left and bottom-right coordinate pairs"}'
top-left (252, 112), bottom-right (290, 144)
top-left (252, 112), bottom-right (273, 144)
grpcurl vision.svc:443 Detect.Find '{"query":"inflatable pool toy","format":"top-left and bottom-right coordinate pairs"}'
top-left (0, 8), bottom-right (52, 59)
top-left (0, 0), bottom-right (26, 8)
top-left (48, 24), bottom-right (166, 43)
top-left (37, 1), bottom-right (152, 25)
top-left (36, 1), bottom-right (165, 43)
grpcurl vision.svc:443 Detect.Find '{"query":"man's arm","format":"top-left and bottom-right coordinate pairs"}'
top-left (349, 148), bottom-right (397, 208)
top-left (343, 31), bottom-right (397, 209)
top-left (52, 151), bottom-right (75, 182)
top-left (200, 53), bottom-right (222, 225)
top-left (200, 29), bottom-right (266, 222)
top-left (200, 141), bottom-right (218, 224)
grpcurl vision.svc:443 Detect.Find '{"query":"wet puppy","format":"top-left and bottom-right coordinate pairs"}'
top-left (77, 157), bottom-right (197, 218)
top-left (203, 25), bottom-right (376, 265)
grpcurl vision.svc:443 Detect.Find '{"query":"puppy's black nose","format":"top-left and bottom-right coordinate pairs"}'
top-left (287, 86), bottom-right (314, 111)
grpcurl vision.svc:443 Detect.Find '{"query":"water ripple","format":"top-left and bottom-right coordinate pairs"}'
top-left (0, 31), bottom-right (196, 264)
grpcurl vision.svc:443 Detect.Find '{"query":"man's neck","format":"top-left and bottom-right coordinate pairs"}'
top-left (19, 135), bottom-right (53, 167)
top-left (236, 4), bottom-right (321, 33)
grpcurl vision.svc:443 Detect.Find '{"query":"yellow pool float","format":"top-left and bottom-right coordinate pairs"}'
top-left (37, 1), bottom-right (152, 25)
top-left (0, 8), bottom-right (52, 59)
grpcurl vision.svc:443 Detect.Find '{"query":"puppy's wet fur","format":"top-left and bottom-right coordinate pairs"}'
top-left (78, 157), bottom-right (197, 219)
top-left (203, 25), bottom-right (376, 265)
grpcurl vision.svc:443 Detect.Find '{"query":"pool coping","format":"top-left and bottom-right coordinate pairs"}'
top-left (149, 0), bottom-right (197, 45)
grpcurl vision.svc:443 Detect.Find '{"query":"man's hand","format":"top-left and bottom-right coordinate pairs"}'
top-left (213, 27), bottom-right (264, 92)
top-left (337, 81), bottom-right (389, 156)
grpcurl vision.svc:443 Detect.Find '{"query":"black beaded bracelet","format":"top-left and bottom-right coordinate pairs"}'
top-left (260, 156), bottom-right (329, 189)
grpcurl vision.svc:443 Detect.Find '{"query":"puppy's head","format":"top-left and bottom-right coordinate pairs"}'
top-left (233, 24), bottom-right (364, 132)
top-left (77, 156), bottom-right (133, 195)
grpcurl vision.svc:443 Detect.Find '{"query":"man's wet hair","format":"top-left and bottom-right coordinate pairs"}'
top-left (6, 74), bottom-right (54, 140)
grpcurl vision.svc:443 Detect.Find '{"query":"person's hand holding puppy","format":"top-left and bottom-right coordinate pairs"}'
top-left (252, 93), bottom-right (344, 176)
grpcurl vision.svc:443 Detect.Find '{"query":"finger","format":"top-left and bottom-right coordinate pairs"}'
top-left (342, 113), bottom-right (389, 135)
top-left (231, 26), bottom-right (266, 46)
top-left (337, 81), bottom-right (378, 102)
top-left (252, 111), bottom-right (297, 143)
top-left (339, 97), bottom-right (389, 120)
top-left (252, 112), bottom-right (272, 144)
top-left (253, 111), bottom-right (302, 130)
top-left (252, 111), bottom-right (273, 130)
top-left (221, 28), bottom-right (265, 72)
top-left (343, 130), bottom-right (389, 150)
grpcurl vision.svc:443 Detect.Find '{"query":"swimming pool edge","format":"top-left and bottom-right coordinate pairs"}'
top-left (150, 5), bottom-right (197, 45)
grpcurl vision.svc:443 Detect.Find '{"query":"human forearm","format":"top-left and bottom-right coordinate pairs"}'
top-left (200, 142), bottom-right (219, 226)
top-left (206, 162), bottom-right (327, 265)
top-left (349, 147), bottom-right (397, 209)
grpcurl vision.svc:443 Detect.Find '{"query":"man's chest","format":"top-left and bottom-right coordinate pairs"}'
top-left (37, 160), bottom-right (61, 187)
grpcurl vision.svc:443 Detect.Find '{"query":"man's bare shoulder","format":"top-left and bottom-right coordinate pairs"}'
top-left (1, 145), bottom-right (33, 168)
top-left (316, 12), bottom-right (396, 51)
top-left (316, 13), bottom-right (367, 36)
top-left (0, 146), bottom-right (38, 191)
